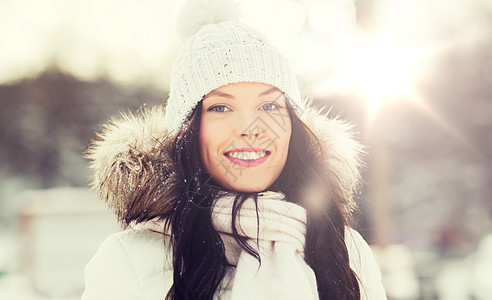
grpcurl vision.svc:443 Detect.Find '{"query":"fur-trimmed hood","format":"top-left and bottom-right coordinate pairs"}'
top-left (86, 103), bottom-right (364, 226)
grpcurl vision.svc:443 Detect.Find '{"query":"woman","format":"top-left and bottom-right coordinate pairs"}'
top-left (82, 3), bottom-right (386, 299)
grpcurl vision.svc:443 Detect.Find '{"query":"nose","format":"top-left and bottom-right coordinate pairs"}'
top-left (240, 129), bottom-right (262, 138)
top-left (236, 113), bottom-right (265, 139)
top-left (240, 121), bottom-right (264, 138)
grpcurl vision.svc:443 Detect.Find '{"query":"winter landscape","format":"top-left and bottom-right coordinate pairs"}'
top-left (1, 0), bottom-right (491, 299)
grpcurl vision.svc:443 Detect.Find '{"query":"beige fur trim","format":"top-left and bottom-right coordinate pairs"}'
top-left (85, 102), bottom-right (364, 225)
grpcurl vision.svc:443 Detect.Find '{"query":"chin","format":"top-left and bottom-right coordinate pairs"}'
top-left (222, 179), bottom-right (271, 193)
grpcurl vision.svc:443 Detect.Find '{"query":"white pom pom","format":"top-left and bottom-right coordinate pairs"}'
top-left (177, 0), bottom-right (242, 41)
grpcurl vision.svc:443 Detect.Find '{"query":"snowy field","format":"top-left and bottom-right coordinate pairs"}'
top-left (0, 187), bottom-right (120, 300)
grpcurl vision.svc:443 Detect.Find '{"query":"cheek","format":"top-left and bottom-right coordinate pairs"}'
top-left (280, 124), bottom-right (292, 165)
top-left (274, 116), bottom-right (292, 158)
top-left (284, 119), bottom-right (292, 146)
top-left (198, 121), bottom-right (213, 164)
top-left (199, 117), bottom-right (226, 174)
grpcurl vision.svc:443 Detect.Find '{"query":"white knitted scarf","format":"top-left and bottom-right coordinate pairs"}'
top-left (131, 191), bottom-right (319, 299)
top-left (212, 191), bottom-right (319, 300)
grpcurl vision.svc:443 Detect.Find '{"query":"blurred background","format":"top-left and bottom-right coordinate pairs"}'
top-left (1, 0), bottom-right (491, 299)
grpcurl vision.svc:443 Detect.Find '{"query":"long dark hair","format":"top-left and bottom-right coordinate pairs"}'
top-left (165, 100), bottom-right (360, 299)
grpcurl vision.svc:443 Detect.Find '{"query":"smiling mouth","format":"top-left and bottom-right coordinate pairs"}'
top-left (223, 149), bottom-right (271, 167)
top-left (224, 150), bottom-right (270, 160)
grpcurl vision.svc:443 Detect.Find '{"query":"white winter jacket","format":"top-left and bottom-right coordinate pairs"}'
top-left (83, 105), bottom-right (387, 299)
top-left (82, 226), bottom-right (386, 299)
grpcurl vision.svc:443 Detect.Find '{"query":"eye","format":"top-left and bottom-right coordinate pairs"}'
top-left (261, 102), bottom-right (282, 111)
top-left (207, 105), bottom-right (230, 112)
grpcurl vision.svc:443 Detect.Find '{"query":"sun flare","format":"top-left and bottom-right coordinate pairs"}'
top-left (346, 35), bottom-right (421, 114)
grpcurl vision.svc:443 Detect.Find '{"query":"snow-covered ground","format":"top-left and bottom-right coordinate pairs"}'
top-left (367, 233), bottom-right (492, 300)
top-left (0, 187), bottom-right (120, 299)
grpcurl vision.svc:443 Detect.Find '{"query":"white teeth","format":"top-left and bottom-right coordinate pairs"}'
top-left (226, 151), bottom-right (268, 160)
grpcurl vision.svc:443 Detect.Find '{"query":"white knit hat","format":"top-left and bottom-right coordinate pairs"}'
top-left (165, 1), bottom-right (304, 135)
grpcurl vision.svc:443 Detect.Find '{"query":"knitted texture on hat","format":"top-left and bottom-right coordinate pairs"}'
top-left (165, 21), bottom-right (303, 135)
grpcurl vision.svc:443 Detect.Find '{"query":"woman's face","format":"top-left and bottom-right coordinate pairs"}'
top-left (199, 82), bottom-right (292, 192)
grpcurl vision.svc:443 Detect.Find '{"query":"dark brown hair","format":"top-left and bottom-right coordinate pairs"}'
top-left (166, 100), bottom-right (360, 299)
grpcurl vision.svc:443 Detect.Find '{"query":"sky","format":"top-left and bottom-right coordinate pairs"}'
top-left (0, 0), bottom-right (491, 97)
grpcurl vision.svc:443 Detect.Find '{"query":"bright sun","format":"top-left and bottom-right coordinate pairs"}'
top-left (342, 35), bottom-right (421, 116)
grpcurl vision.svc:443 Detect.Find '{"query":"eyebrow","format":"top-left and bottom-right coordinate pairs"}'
top-left (205, 90), bottom-right (234, 99)
top-left (258, 87), bottom-right (281, 97)
top-left (204, 87), bottom-right (281, 99)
